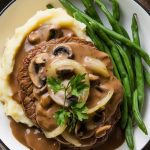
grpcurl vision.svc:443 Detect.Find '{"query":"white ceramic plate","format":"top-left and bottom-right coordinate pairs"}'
top-left (0, 0), bottom-right (150, 150)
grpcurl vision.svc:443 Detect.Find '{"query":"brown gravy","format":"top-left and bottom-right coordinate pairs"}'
top-left (10, 118), bottom-right (124, 150)
top-left (10, 119), bottom-right (60, 150)
top-left (9, 24), bottom-right (124, 150)
top-left (9, 25), bottom-right (75, 104)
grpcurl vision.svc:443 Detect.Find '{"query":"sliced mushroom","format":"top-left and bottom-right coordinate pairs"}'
top-left (56, 66), bottom-right (75, 79)
top-left (80, 136), bottom-right (97, 147)
top-left (40, 93), bottom-right (52, 108)
top-left (88, 74), bottom-right (99, 81)
top-left (34, 53), bottom-right (49, 64)
top-left (86, 120), bottom-right (98, 131)
top-left (33, 86), bottom-right (48, 99)
top-left (28, 53), bottom-right (49, 88)
top-left (84, 56), bottom-right (109, 77)
top-left (49, 90), bottom-right (67, 106)
top-left (75, 122), bottom-right (95, 140)
top-left (52, 44), bottom-right (73, 59)
top-left (48, 80), bottom-right (77, 107)
top-left (96, 125), bottom-right (111, 138)
top-left (28, 25), bottom-right (63, 45)
top-left (28, 31), bottom-right (40, 44)
top-left (46, 59), bottom-right (90, 106)
top-left (92, 110), bottom-right (105, 124)
top-left (87, 89), bottom-right (114, 114)
top-left (86, 112), bottom-right (105, 132)
top-left (62, 130), bottom-right (82, 147)
top-left (48, 26), bottom-right (63, 40)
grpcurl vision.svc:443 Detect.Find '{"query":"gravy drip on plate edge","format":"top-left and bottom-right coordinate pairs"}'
top-left (10, 118), bottom-right (124, 150)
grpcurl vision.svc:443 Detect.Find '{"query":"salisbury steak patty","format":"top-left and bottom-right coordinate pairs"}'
top-left (17, 36), bottom-right (123, 147)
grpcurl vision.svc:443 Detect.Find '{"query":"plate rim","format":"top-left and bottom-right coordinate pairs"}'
top-left (0, 0), bottom-right (149, 150)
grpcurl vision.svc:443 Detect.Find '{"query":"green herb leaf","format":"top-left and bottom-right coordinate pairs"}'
top-left (54, 109), bottom-right (70, 126)
top-left (46, 4), bottom-right (54, 9)
top-left (47, 77), bottom-right (63, 93)
top-left (68, 111), bottom-right (77, 132)
top-left (49, 74), bottom-right (89, 130)
top-left (69, 74), bottom-right (89, 97)
top-left (71, 102), bottom-right (88, 122)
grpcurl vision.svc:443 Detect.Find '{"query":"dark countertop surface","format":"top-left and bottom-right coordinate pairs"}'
top-left (138, 0), bottom-right (150, 12)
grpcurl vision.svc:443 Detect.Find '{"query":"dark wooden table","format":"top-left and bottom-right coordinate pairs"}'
top-left (138, 0), bottom-right (150, 12)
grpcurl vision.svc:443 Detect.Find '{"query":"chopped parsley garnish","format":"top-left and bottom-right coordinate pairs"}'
top-left (47, 74), bottom-right (89, 131)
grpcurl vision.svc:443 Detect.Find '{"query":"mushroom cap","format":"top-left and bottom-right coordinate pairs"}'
top-left (52, 44), bottom-right (73, 59)
top-left (46, 58), bottom-right (90, 107)
top-left (28, 53), bottom-right (49, 88)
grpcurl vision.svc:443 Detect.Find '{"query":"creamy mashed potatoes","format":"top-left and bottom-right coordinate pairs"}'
top-left (0, 8), bottom-right (89, 126)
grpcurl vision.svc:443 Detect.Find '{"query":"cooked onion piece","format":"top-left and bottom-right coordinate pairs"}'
top-left (87, 89), bottom-right (114, 114)
top-left (84, 56), bottom-right (109, 77)
top-left (46, 59), bottom-right (90, 106)
top-left (43, 125), bottom-right (67, 138)
top-left (96, 125), bottom-right (111, 138)
top-left (56, 136), bottom-right (70, 145)
top-left (62, 130), bottom-right (82, 147)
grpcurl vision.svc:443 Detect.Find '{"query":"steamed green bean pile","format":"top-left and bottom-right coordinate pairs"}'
top-left (59, 0), bottom-right (150, 149)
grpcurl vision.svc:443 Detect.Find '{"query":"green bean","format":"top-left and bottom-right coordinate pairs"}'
top-left (132, 14), bottom-right (145, 111)
top-left (74, 12), bottom-right (121, 80)
top-left (102, 46), bottom-right (129, 126)
top-left (132, 90), bottom-right (148, 134)
top-left (122, 77), bottom-right (132, 110)
top-left (74, 13), bottom-right (104, 50)
top-left (117, 44), bottom-right (134, 91)
top-left (75, 11), bottom-right (132, 108)
top-left (120, 26), bottom-right (130, 39)
top-left (81, 0), bottom-right (103, 24)
top-left (111, 46), bottom-right (132, 108)
top-left (144, 68), bottom-right (150, 87)
top-left (120, 95), bottom-right (128, 129)
top-left (109, 0), bottom-right (120, 21)
top-left (74, 10), bottom-right (121, 80)
top-left (132, 14), bottom-right (140, 44)
top-left (95, 0), bottom-right (129, 39)
top-left (110, 46), bottom-right (126, 78)
top-left (103, 44), bottom-right (121, 80)
top-left (59, 0), bottom-right (77, 15)
top-left (60, 0), bottom-right (150, 66)
top-left (125, 117), bottom-right (134, 150)
top-left (90, 21), bottom-right (150, 66)
top-left (95, 0), bottom-right (134, 90)
top-left (95, 0), bottom-right (132, 65)
top-left (134, 55), bottom-right (144, 110)
top-left (74, 13), bottom-right (120, 79)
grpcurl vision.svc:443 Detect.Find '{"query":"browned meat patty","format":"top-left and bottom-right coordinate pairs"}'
top-left (17, 36), bottom-right (123, 148)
